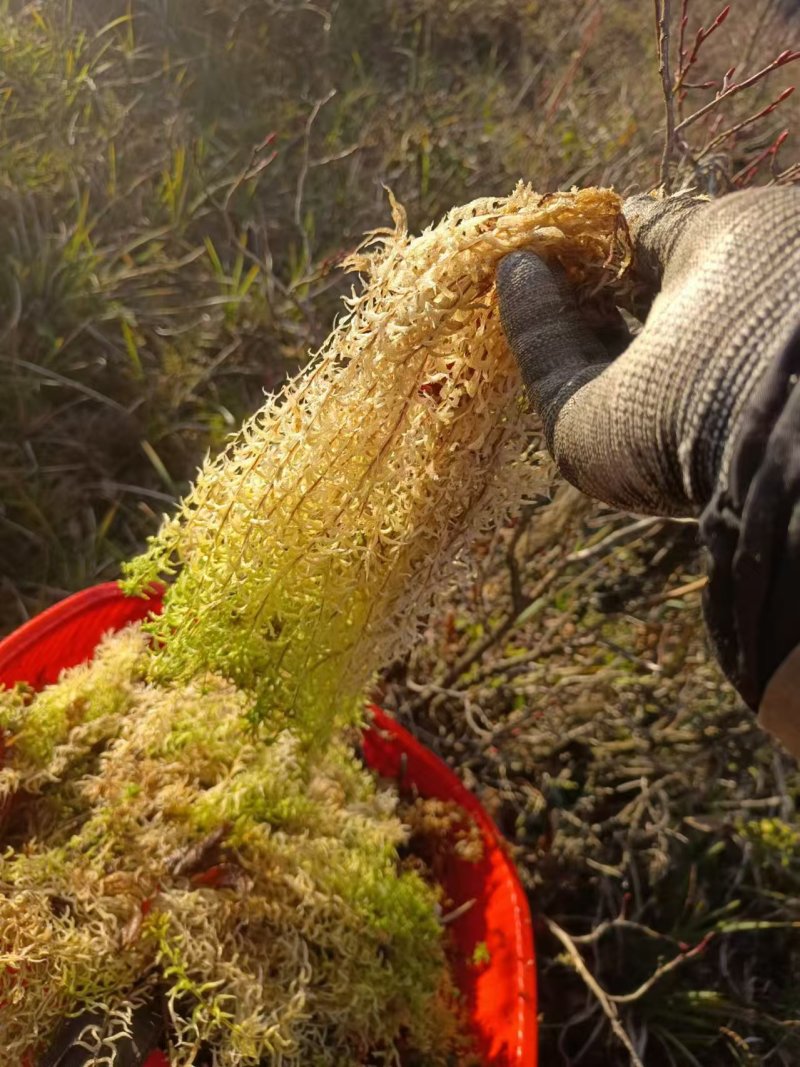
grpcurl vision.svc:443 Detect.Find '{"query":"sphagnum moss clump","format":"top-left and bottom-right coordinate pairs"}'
top-left (0, 628), bottom-right (459, 1065)
top-left (124, 184), bottom-right (627, 743)
top-left (1, 186), bottom-right (628, 1064)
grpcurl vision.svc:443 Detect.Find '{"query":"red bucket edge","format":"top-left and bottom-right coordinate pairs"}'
top-left (0, 583), bottom-right (537, 1066)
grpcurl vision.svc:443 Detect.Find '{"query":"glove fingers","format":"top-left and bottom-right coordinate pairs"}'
top-left (623, 194), bottom-right (706, 299)
top-left (497, 250), bottom-right (682, 513)
top-left (496, 250), bottom-right (611, 443)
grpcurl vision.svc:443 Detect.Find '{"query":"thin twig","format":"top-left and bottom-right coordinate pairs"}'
top-left (732, 128), bottom-right (790, 186)
top-left (773, 160), bottom-right (800, 184)
top-left (608, 934), bottom-right (714, 1004)
top-left (642, 575), bottom-right (707, 607)
top-left (309, 143), bottom-right (362, 168)
top-left (695, 88), bottom-right (794, 162)
top-left (567, 518), bottom-right (664, 563)
top-left (677, 0), bottom-right (688, 88)
top-left (12, 358), bottom-right (127, 413)
top-left (675, 4), bottom-right (731, 97)
top-left (544, 916), bottom-right (645, 1067)
top-left (676, 50), bottom-right (800, 133)
top-left (654, 0), bottom-right (676, 191)
top-left (294, 89), bottom-right (336, 268)
top-left (571, 918), bottom-right (680, 946)
top-left (440, 898), bottom-right (476, 925)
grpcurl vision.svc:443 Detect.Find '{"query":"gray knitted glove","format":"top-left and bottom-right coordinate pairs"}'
top-left (498, 186), bottom-right (800, 754)
top-left (497, 187), bottom-right (800, 517)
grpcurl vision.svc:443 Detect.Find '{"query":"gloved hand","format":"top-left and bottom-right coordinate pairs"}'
top-left (497, 187), bottom-right (800, 753)
top-left (497, 187), bottom-right (800, 517)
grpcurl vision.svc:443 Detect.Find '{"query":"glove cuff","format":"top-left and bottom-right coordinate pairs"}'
top-left (700, 318), bottom-right (800, 710)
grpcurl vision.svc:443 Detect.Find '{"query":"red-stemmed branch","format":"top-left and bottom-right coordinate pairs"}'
top-left (676, 48), bottom-right (800, 134)
top-left (675, 2), bottom-right (731, 117)
top-left (732, 128), bottom-right (789, 186)
top-left (654, 0), bottom-right (800, 190)
top-left (695, 86), bottom-right (795, 161)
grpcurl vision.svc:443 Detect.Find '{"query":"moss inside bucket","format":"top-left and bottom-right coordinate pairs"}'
top-left (0, 627), bottom-right (470, 1064)
top-left (0, 185), bottom-right (629, 1065)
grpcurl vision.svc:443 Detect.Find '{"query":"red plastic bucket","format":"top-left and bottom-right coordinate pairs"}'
top-left (0, 583), bottom-right (537, 1066)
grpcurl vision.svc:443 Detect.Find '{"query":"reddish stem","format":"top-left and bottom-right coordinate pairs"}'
top-left (677, 50), bottom-right (800, 133)
top-left (733, 128), bottom-right (790, 186)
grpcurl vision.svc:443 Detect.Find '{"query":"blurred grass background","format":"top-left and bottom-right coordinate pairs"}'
top-left (1, 1), bottom-right (800, 1063)
top-left (0, 0), bottom-right (794, 627)
top-left (0, 0), bottom-right (700, 626)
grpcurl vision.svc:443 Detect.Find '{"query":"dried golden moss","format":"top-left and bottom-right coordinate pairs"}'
top-left (124, 184), bottom-right (627, 744)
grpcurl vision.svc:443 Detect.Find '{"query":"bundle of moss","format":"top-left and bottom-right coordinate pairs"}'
top-left (0, 186), bottom-right (629, 1065)
top-left (0, 627), bottom-right (461, 1065)
top-left (125, 184), bottom-right (627, 744)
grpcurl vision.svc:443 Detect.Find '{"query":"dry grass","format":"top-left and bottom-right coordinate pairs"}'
top-left (380, 492), bottom-right (800, 1065)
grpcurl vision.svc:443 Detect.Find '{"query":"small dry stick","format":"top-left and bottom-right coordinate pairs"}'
top-left (654, 0), bottom-right (676, 191)
top-left (643, 575), bottom-right (707, 606)
top-left (674, 4), bottom-right (731, 104)
top-left (294, 89), bottom-right (336, 268)
top-left (544, 915), bottom-right (645, 1067)
top-left (774, 160), bottom-right (800, 184)
top-left (571, 918), bottom-right (681, 946)
top-left (608, 933), bottom-right (715, 1004)
top-left (567, 517), bottom-right (664, 563)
